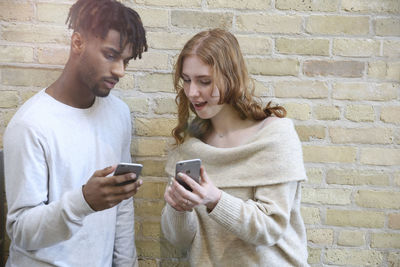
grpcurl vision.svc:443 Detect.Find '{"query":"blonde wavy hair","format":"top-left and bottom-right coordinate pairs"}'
top-left (172, 28), bottom-right (286, 145)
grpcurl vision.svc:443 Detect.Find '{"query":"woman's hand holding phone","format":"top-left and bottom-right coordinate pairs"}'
top-left (164, 165), bottom-right (222, 212)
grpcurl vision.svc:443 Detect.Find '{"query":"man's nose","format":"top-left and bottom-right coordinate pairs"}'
top-left (111, 60), bottom-right (125, 78)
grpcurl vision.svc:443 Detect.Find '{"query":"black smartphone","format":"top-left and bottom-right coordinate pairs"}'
top-left (175, 159), bottom-right (201, 191)
top-left (114, 163), bottom-right (143, 186)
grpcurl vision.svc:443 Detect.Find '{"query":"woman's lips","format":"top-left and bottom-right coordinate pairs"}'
top-left (193, 102), bottom-right (206, 110)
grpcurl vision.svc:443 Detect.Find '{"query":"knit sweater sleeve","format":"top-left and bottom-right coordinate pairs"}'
top-left (4, 122), bottom-right (95, 250)
top-left (208, 181), bottom-right (300, 246)
top-left (161, 203), bottom-right (198, 249)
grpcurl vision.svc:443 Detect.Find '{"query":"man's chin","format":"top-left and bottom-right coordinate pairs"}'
top-left (92, 87), bottom-right (111, 97)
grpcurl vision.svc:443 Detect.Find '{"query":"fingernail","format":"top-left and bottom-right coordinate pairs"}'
top-left (130, 174), bottom-right (136, 179)
top-left (177, 172), bottom-right (183, 178)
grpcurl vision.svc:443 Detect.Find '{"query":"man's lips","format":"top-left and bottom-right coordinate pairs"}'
top-left (104, 78), bottom-right (118, 89)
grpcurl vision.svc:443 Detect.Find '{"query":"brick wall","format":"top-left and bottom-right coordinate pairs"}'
top-left (0, 0), bottom-right (399, 266)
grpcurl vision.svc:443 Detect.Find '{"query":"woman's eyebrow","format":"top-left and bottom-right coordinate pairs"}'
top-left (182, 73), bottom-right (211, 79)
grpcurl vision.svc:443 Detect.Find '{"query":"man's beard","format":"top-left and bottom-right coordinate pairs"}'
top-left (79, 52), bottom-right (113, 98)
top-left (92, 83), bottom-right (111, 97)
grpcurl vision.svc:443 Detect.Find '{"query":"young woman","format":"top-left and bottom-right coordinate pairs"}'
top-left (161, 28), bottom-right (309, 267)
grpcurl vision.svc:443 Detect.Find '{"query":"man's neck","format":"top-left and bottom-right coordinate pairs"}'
top-left (46, 62), bottom-right (95, 109)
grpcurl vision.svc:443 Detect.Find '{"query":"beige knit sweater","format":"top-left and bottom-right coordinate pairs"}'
top-left (161, 118), bottom-right (309, 267)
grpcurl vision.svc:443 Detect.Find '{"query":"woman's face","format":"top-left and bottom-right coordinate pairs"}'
top-left (181, 55), bottom-right (225, 120)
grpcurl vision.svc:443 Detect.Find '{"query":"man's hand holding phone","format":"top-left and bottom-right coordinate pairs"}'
top-left (164, 160), bottom-right (222, 212)
top-left (114, 163), bottom-right (143, 185)
top-left (82, 164), bottom-right (143, 211)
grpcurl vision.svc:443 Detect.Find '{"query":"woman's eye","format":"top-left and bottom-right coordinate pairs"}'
top-left (200, 80), bottom-right (211, 85)
top-left (182, 79), bottom-right (190, 83)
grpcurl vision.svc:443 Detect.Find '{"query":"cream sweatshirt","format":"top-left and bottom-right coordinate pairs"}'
top-left (4, 89), bottom-right (138, 267)
top-left (161, 118), bottom-right (309, 267)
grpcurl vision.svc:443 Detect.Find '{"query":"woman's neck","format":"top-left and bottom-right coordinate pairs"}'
top-left (209, 105), bottom-right (244, 138)
top-left (206, 105), bottom-right (266, 148)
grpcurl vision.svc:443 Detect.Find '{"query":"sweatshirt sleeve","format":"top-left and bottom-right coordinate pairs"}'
top-left (161, 203), bottom-right (198, 249)
top-left (4, 122), bottom-right (95, 250)
top-left (112, 198), bottom-right (137, 267)
top-left (208, 181), bottom-right (300, 246)
top-left (112, 114), bottom-right (138, 266)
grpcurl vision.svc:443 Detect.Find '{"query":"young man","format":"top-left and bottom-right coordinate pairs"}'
top-left (3, 0), bottom-right (147, 266)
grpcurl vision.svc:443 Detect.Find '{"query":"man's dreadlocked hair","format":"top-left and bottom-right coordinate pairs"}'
top-left (67, 0), bottom-right (147, 59)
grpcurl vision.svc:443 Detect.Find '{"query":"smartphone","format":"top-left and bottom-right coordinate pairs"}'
top-left (114, 163), bottom-right (143, 186)
top-left (175, 159), bottom-right (201, 191)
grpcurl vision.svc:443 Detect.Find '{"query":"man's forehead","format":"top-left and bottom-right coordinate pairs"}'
top-left (98, 30), bottom-right (134, 56)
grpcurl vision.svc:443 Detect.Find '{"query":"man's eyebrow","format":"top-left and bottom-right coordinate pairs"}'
top-left (104, 47), bottom-right (121, 55)
top-left (104, 47), bottom-right (135, 61)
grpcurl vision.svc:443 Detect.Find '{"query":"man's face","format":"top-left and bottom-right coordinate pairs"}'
top-left (78, 29), bottom-right (133, 97)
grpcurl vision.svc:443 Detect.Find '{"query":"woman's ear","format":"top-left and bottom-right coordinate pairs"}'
top-left (70, 32), bottom-right (85, 55)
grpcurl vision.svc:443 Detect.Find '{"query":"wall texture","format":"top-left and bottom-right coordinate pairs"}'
top-left (1, 0), bottom-right (400, 266)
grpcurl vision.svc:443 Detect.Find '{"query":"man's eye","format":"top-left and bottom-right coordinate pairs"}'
top-left (106, 53), bottom-right (116, 60)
